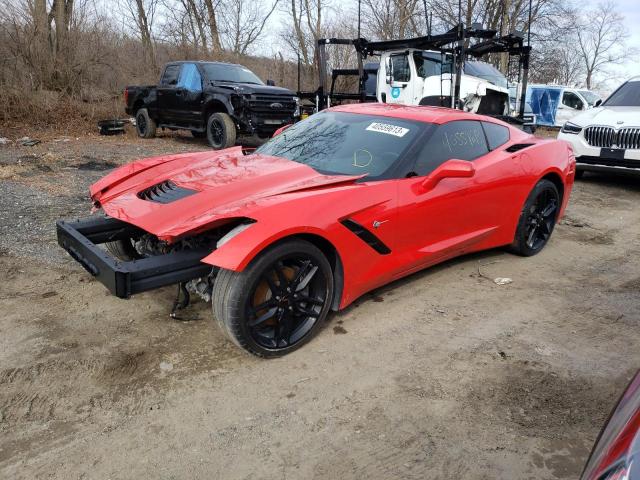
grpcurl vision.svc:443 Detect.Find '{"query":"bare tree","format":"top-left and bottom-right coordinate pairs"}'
top-left (283, 0), bottom-right (326, 66)
top-left (361, 0), bottom-right (423, 40)
top-left (221, 0), bottom-right (278, 55)
top-left (119, 0), bottom-right (158, 70)
top-left (203, 0), bottom-right (223, 54)
top-left (575, 0), bottom-right (631, 89)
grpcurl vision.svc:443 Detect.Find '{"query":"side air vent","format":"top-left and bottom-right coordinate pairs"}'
top-left (340, 219), bottom-right (391, 255)
top-left (137, 180), bottom-right (197, 204)
top-left (505, 143), bottom-right (534, 153)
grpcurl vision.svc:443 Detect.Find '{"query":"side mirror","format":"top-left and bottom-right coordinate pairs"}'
top-left (266, 79), bottom-right (275, 86)
top-left (420, 159), bottom-right (475, 192)
top-left (272, 124), bottom-right (292, 137)
top-left (595, 99), bottom-right (602, 107)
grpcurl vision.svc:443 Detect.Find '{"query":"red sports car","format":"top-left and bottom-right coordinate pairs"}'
top-left (57, 104), bottom-right (575, 356)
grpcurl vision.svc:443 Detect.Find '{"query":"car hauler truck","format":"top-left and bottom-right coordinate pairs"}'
top-left (298, 22), bottom-right (534, 130)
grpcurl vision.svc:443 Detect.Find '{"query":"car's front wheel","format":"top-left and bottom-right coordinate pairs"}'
top-left (212, 239), bottom-right (334, 357)
top-left (510, 179), bottom-right (560, 256)
top-left (206, 112), bottom-right (236, 149)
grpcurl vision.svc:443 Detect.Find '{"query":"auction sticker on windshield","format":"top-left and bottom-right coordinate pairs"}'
top-left (366, 122), bottom-right (409, 137)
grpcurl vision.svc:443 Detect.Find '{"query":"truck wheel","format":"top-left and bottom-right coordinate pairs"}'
top-left (207, 113), bottom-right (236, 149)
top-left (211, 239), bottom-right (334, 357)
top-left (135, 108), bottom-right (156, 139)
top-left (105, 239), bottom-right (141, 262)
top-left (510, 179), bottom-right (560, 257)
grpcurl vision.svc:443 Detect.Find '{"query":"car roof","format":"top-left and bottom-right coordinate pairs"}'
top-left (329, 103), bottom-right (512, 126)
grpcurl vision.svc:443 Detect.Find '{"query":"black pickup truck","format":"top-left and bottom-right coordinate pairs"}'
top-left (124, 61), bottom-right (299, 149)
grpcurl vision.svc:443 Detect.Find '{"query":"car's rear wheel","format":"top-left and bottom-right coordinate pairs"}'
top-left (212, 239), bottom-right (334, 357)
top-left (511, 179), bottom-right (560, 256)
top-left (206, 113), bottom-right (236, 149)
top-left (135, 108), bottom-right (156, 139)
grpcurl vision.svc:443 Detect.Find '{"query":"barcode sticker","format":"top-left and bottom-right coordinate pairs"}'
top-left (366, 122), bottom-right (409, 137)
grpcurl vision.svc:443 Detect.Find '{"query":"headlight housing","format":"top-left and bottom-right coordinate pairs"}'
top-left (230, 94), bottom-right (247, 110)
top-left (216, 221), bottom-right (255, 248)
top-left (561, 122), bottom-right (582, 134)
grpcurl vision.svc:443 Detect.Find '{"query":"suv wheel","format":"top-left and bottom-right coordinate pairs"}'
top-left (207, 113), bottom-right (236, 149)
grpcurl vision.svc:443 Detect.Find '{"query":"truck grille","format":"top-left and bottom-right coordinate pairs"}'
top-left (248, 94), bottom-right (296, 115)
top-left (584, 126), bottom-right (640, 149)
top-left (137, 180), bottom-right (197, 204)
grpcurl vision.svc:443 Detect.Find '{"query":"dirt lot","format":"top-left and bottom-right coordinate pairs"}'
top-left (0, 129), bottom-right (638, 479)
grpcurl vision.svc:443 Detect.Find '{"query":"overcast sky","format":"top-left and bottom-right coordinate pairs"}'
top-left (617, 0), bottom-right (640, 80)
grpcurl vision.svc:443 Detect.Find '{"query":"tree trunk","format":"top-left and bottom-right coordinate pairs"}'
top-left (203, 0), bottom-right (222, 54)
top-left (186, 0), bottom-right (208, 55)
top-left (134, 0), bottom-right (156, 70)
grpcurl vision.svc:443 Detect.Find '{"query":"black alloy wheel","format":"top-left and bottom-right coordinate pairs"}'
top-left (206, 112), bottom-right (236, 149)
top-left (524, 187), bottom-right (558, 251)
top-left (209, 117), bottom-right (223, 144)
top-left (511, 179), bottom-right (560, 256)
top-left (246, 256), bottom-right (327, 349)
top-left (212, 239), bottom-right (333, 357)
top-left (137, 113), bottom-right (147, 135)
top-left (135, 108), bottom-right (156, 138)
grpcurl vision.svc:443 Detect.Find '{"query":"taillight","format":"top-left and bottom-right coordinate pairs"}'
top-left (582, 371), bottom-right (640, 480)
top-left (124, 88), bottom-right (129, 105)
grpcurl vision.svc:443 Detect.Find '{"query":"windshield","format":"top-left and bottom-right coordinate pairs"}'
top-left (578, 90), bottom-right (600, 106)
top-left (254, 112), bottom-right (429, 179)
top-left (604, 81), bottom-right (640, 107)
top-left (201, 63), bottom-right (264, 85)
top-left (414, 52), bottom-right (453, 78)
top-left (464, 61), bottom-right (508, 89)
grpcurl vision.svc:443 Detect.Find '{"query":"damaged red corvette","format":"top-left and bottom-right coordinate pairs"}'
top-left (57, 104), bottom-right (575, 356)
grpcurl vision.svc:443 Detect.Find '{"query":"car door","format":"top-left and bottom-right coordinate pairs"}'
top-left (174, 63), bottom-right (204, 127)
top-left (392, 120), bottom-right (517, 276)
top-left (156, 64), bottom-right (183, 124)
top-left (384, 53), bottom-right (413, 104)
top-left (557, 90), bottom-right (585, 126)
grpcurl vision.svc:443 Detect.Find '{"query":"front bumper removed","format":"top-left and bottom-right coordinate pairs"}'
top-left (56, 216), bottom-right (212, 298)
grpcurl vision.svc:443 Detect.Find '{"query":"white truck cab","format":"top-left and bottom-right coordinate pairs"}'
top-left (376, 49), bottom-right (510, 115)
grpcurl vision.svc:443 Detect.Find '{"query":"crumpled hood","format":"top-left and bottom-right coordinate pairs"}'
top-left (209, 82), bottom-right (294, 96)
top-left (91, 147), bottom-right (362, 242)
top-left (570, 106), bottom-right (640, 127)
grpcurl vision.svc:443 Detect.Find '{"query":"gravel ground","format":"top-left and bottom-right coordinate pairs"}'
top-left (0, 130), bottom-right (638, 479)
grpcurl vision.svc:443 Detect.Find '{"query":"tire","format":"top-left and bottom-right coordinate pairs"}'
top-left (206, 112), bottom-right (236, 149)
top-left (105, 239), bottom-right (141, 262)
top-left (510, 179), bottom-right (560, 257)
top-left (212, 239), bottom-right (334, 357)
top-left (191, 131), bottom-right (206, 138)
top-left (135, 108), bottom-right (156, 139)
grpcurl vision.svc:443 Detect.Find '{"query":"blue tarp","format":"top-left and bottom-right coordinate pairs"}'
top-left (526, 86), bottom-right (562, 126)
